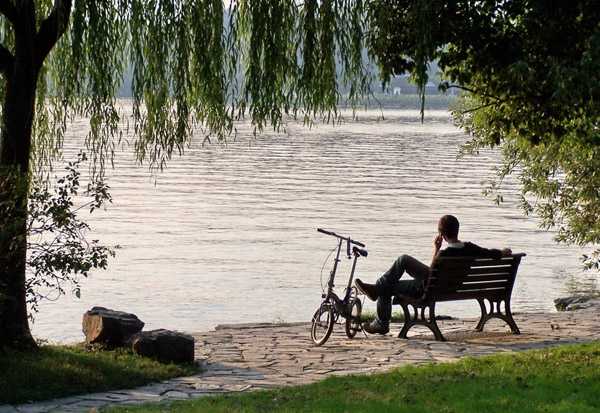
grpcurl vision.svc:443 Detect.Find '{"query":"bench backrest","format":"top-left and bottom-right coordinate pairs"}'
top-left (424, 253), bottom-right (525, 302)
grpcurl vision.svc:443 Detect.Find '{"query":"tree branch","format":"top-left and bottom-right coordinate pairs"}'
top-left (458, 101), bottom-right (499, 115)
top-left (35, 0), bottom-right (72, 68)
top-left (447, 84), bottom-right (503, 101)
top-left (0, 0), bottom-right (18, 26)
top-left (0, 43), bottom-right (14, 76)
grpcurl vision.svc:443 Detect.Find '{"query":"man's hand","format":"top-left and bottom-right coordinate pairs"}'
top-left (501, 248), bottom-right (512, 257)
top-left (431, 234), bottom-right (443, 266)
top-left (433, 234), bottom-right (443, 251)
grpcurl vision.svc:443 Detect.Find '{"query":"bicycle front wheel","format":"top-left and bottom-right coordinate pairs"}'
top-left (311, 302), bottom-right (334, 346)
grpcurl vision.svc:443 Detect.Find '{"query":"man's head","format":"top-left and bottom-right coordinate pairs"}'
top-left (438, 215), bottom-right (460, 241)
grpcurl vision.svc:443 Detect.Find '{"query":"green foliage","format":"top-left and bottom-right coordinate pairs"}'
top-left (368, 0), bottom-right (600, 269)
top-left (26, 152), bottom-right (114, 316)
top-left (0, 1), bottom-right (372, 340)
top-left (106, 341), bottom-right (600, 413)
top-left (0, 344), bottom-right (198, 405)
top-left (6, 0), bottom-right (373, 179)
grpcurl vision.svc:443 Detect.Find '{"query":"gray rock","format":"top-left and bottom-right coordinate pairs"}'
top-left (131, 329), bottom-right (195, 363)
top-left (82, 307), bottom-right (144, 346)
top-left (554, 295), bottom-right (600, 311)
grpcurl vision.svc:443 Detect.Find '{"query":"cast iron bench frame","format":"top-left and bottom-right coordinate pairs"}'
top-left (392, 253), bottom-right (526, 341)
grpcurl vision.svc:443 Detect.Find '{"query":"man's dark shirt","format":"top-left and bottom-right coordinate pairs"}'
top-left (437, 241), bottom-right (503, 260)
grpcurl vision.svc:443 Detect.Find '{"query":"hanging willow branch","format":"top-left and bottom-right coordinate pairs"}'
top-left (0, 0), bottom-right (376, 180)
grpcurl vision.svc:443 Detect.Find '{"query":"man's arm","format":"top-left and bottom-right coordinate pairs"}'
top-left (431, 234), bottom-right (442, 266)
top-left (466, 242), bottom-right (511, 259)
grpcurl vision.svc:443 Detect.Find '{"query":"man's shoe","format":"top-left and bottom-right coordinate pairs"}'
top-left (363, 319), bottom-right (390, 335)
top-left (355, 279), bottom-right (379, 301)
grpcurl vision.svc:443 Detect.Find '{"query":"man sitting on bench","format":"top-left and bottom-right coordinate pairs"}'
top-left (355, 215), bottom-right (512, 335)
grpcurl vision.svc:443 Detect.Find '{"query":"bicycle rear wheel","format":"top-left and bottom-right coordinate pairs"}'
top-left (311, 301), bottom-right (335, 346)
top-left (345, 298), bottom-right (362, 338)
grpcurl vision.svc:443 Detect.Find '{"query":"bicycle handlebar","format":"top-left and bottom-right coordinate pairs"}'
top-left (317, 228), bottom-right (366, 247)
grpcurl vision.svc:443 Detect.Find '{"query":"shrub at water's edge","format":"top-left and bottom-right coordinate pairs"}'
top-left (0, 345), bottom-right (198, 405)
top-left (105, 341), bottom-right (600, 413)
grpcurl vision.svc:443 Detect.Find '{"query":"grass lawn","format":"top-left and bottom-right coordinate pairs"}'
top-left (0, 345), bottom-right (198, 405)
top-left (360, 310), bottom-right (452, 323)
top-left (106, 341), bottom-right (600, 413)
top-left (359, 309), bottom-right (405, 323)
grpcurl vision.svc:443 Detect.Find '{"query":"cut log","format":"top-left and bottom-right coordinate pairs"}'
top-left (131, 329), bottom-right (195, 363)
top-left (82, 306), bottom-right (144, 346)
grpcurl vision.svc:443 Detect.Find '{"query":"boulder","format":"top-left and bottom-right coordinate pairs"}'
top-left (131, 329), bottom-right (195, 363)
top-left (82, 306), bottom-right (144, 346)
top-left (554, 295), bottom-right (600, 311)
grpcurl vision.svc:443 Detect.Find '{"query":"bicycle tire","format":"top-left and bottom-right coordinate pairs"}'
top-left (311, 302), bottom-right (335, 346)
top-left (345, 298), bottom-right (362, 338)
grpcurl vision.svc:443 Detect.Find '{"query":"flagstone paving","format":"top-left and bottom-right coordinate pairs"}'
top-left (3, 308), bottom-right (600, 412)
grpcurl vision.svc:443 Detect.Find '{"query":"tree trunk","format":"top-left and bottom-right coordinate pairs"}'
top-left (0, 168), bottom-right (35, 349)
top-left (0, 10), bottom-right (39, 349)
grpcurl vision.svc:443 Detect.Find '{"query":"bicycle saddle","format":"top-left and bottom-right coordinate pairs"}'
top-left (352, 246), bottom-right (368, 257)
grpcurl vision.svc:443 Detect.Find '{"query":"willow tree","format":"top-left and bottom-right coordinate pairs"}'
top-left (0, 0), bottom-right (372, 349)
top-left (368, 0), bottom-right (600, 268)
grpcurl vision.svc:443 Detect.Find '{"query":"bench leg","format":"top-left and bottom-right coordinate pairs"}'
top-left (397, 302), bottom-right (446, 341)
top-left (505, 303), bottom-right (521, 334)
top-left (475, 298), bottom-right (487, 332)
top-left (476, 298), bottom-right (520, 335)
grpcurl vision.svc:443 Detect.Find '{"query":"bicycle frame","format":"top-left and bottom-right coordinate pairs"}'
top-left (311, 228), bottom-right (367, 345)
top-left (319, 228), bottom-right (367, 318)
top-left (324, 238), bottom-right (360, 302)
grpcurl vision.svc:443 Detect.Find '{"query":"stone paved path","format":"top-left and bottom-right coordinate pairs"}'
top-left (2, 309), bottom-right (600, 412)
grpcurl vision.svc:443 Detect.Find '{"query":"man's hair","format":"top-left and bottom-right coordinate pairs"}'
top-left (439, 215), bottom-right (460, 238)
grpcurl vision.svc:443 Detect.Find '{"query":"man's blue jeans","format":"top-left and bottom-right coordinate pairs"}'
top-left (374, 254), bottom-right (429, 325)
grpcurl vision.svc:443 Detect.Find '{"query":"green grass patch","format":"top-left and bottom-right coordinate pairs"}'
top-left (0, 345), bottom-right (198, 405)
top-left (106, 341), bottom-right (600, 413)
top-left (359, 310), bottom-right (451, 323)
top-left (360, 309), bottom-right (405, 323)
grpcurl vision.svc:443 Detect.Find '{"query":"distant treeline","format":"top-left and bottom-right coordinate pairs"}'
top-left (340, 93), bottom-right (456, 110)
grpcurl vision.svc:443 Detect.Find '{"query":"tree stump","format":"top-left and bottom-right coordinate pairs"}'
top-left (82, 306), bottom-right (144, 346)
top-left (131, 329), bottom-right (195, 363)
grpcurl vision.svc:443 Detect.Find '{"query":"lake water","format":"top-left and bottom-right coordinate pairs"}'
top-left (31, 108), bottom-right (599, 343)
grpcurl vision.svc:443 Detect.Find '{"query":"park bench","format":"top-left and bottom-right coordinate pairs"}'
top-left (392, 253), bottom-right (526, 341)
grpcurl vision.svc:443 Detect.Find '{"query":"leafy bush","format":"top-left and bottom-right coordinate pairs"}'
top-left (26, 152), bottom-right (115, 316)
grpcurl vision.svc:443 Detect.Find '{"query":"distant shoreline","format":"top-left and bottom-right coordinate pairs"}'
top-left (112, 94), bottom-right (457, 111)
top-left (341, 93), bottom-right (457, 110)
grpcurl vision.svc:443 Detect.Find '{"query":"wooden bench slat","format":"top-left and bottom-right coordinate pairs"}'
top-left (432, 289), bottom-right (508, 301)
top-left (465, 266), bottom-right (513, 275)
top-left (430, 273), bottom-right (512, 282)
top-left (460, 281), bottom-right (509, 289)
top-left (471, 258), bottom-right (517, 266)
top-left (435, 256), bottom-right (521, 264)
top-left (432, 265), bottom-right (513, 277)
top-left (456, 281), bottom-right (510, 290)
top-left (429, 283), bottom-right (510, 296)
top-left (459, 274), bottom-right (512, 283)
top-left (427, 275), bottom-right (512, 288)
